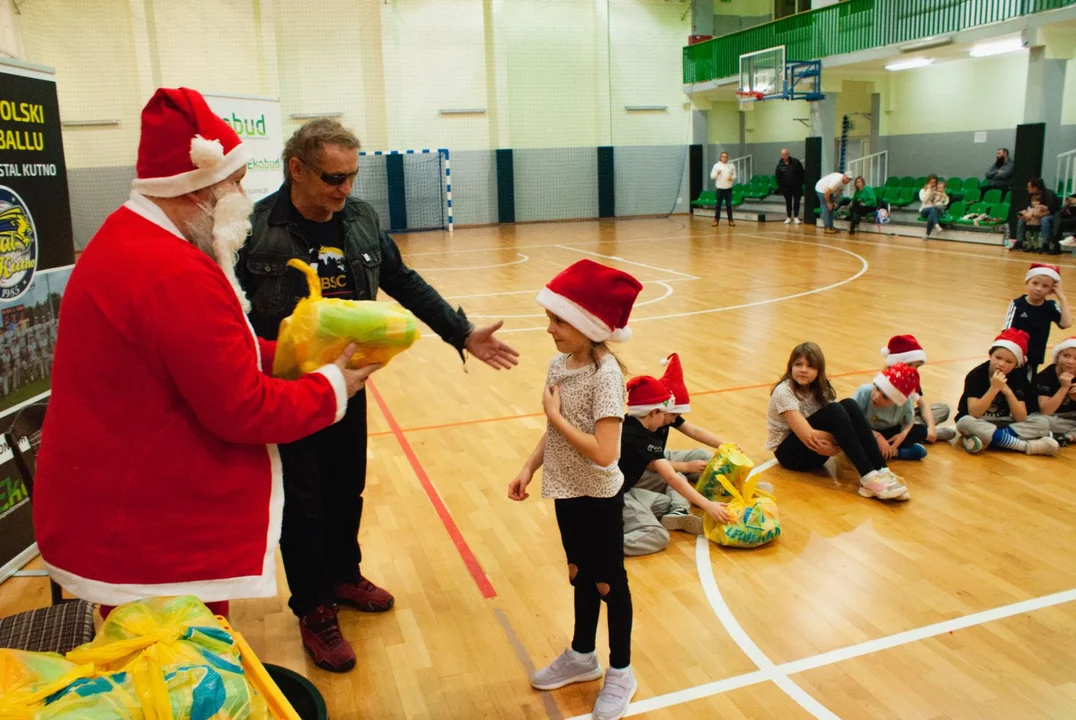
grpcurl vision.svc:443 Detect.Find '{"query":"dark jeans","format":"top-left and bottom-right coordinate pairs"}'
top-left (555, 494), bottom-right (632, 669)
top-left (848, 201), bottom-right (874, 233)
top-left (879, 423), bottom-right (929, 447)
top-left (280, 391), bottom-right (368, 618)
top-left (774, 399), bottom-right (887, 477)
top-left (780, 186), bottom-right (801, 218)
top-left (716, 188), bottom-right (734, 222)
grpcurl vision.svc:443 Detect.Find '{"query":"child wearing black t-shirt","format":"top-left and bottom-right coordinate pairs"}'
top-left (1002, 263), bottom-right (1071, 385)
top-left (955, 329), bottom-right (1058, 456)
top-left (1034, 337), bottom-right (1076, 446)
top-left (619, 375), bottom-right (728, 556)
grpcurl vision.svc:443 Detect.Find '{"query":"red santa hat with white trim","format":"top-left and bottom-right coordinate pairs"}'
top-left (873, 363), bottom-right (921, 405)
top-left (659, 353), bottom-right (690, 413)
top-left (131, 87), bottom-right (249, 198)
top-left (626, 375), bottom-right (674, 417)
top-left (536, 260), bottom-right (643, 342)
top-left (991, 328), bottom-right (1029, 366)
top-left (1053, 336), bottom-right (1076, 362)
top-left (1025, 263), bottom-right (1061, 283)
top-left (880, 334), bottom-right (926, 367)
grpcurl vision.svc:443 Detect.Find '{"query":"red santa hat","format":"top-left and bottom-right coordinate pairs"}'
top-left (991, 328), bottom-right (1029, 366)
top-left (626, 375), bottom-right (674, 417)
top-left (536, 260), bottom-right (643, 342)
top-left (131, 87), bottom-right (249, 198)
top-left (880, 334), bottom-right (926, 366)
top-left (659, 353), bottom-right (690, 413)
top-left (1025, 263), bottom-right (1061, 283)
top-left (1053, 336), bottom-right (1076, 362)
top-left (873, 363), bottom-right (921, 404)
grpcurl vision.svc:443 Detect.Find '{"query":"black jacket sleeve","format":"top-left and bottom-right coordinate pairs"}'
top-left (377, 231), bottom-right (473, 358)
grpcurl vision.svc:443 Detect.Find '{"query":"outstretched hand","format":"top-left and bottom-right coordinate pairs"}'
top-left (465, 321), bottom-right (521, 370)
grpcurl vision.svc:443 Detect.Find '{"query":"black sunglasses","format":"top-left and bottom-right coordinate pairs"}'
top-left (304, 160), bottom-right (358, 187)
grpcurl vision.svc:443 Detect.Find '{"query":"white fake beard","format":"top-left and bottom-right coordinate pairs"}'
top-left (187, 191), bottom-right (254, 314)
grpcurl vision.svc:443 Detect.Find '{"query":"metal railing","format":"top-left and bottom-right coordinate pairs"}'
top-left (1057, 148), bottom-right (1076, 198)
top-left (845, 150), bottom-right (888, 197)
top-left (684, 0), bottom-right (1076, 85)
top-left (730, 154), bottom-right (753, 184)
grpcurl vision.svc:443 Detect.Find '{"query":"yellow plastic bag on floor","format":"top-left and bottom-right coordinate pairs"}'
top-left (273, 258), bottom-right (419, 378)
top-left (694, 443), bottom-right (754, 500)
top-left (703, 472), bottom-right (781, 549)
top-left (64, 596), bottom-right (267, 720)
top-left (0, 649), bottom-right (93, 719)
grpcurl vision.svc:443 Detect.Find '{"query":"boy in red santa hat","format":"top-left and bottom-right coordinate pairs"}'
top-left (1033, 337), bottom-right (1076, 446)
top-left (955, 329), bottom-right (1058, 456)
top-left (850, 363), bottom-right (929, 464)
top-left (1002, 263), bottom-right (1071, 384)
top-left (33, 87), bottom-right (378, 618)
top-left (880, 334), bottom-right (955, 442)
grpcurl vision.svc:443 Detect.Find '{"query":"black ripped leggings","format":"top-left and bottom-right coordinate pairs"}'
top-left (554, 494), bottom-right (632, 669)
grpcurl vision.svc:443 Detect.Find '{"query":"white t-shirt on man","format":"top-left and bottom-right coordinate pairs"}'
top-left (815, 172), bottom-right (848, 196)
top-left (711, 162), bottom-right (737, 190)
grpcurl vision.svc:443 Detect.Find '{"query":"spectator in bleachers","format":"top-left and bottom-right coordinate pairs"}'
top-left (775, 148), bottom-right (805, 225)
top-left (845, 176), bottom-right (876, 235)
top-left (1010, 178), bottom-right (1062, 253)
top-left (815, 171), bottom-right (852, 234)
top-left (918, 175), bottom-right (948, 239)
top-left (1058, 193), bottom-right (1076, 248)
top-left (984, 148), bottom-right (1014, 191)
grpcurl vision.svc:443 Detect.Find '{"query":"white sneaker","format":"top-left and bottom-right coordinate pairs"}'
top-left (1026, 437), bottom-right (1060, 457)
top-left (660, 512), bottom-right (703, 535)
top-left (858, 470), bottom-right (907, 500)
top-left (793, 217), bottom-right (802, 224)
top-left (593, 666), bottom-right (638, 720)
top-left (530, 648), bottom-right (603, 690)
top-left (1060, 236), bottom-right (1076, 247)
top-left (784, 217), bottom-right (792, 224)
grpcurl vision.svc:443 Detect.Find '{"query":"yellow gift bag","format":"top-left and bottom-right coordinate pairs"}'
top-left (695, 445), bottom-right (781, 548)
top-left (0, 649), bottom-right (93, 719)
top-left (273, 258), bottom-right (419, 379)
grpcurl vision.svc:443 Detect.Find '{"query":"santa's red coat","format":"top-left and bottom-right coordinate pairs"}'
top-left (33, 193), bottom-right (347, 605)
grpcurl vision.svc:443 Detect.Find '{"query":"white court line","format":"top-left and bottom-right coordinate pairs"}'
top-left (555, 245), bottom-right (700, 280)
top-left (565, 456), bottom-right (1076, 719)
top-left (408, 253), bottom-right (529, 271)
top-left (467, 281), bottom-right (676, 319)
top-left (441, 277), bottom-right (696, 301)
top-left (493, 240), bottom-right (868, 334)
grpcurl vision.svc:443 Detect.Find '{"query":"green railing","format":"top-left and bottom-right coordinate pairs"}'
top-left (684, 0), bottom-right (1076, 84)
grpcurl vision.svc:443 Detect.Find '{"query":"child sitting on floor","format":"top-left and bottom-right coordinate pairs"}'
top-left (955, 329), bottom-right (1059, 456)
top-left (619, 374), bottom-right (728, 556)
top-left (850, 363), bottom-right (928, 461)
top-left (880, 334), bottom-right (955, 442)
top-left (1033, 336), bottom-right (1076, 447)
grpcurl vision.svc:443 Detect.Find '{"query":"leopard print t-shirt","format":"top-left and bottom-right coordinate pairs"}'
top-left (541, 353), bottom-right (626, 499)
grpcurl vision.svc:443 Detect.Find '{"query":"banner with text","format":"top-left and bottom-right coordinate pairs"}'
top-left (204, 93), bottom-right (284, 203)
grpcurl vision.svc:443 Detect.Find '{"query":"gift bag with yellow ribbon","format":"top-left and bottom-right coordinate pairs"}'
top-left (0, 649), bottom-right (93, 719)
top-left (273, 258), bottom-right (419, 379)
top-left (60, 596), bottom-right (267, 720)
top-left (694, 445), bottom-right (781, 548)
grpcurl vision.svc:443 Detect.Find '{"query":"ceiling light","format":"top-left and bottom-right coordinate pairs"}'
top-left (969, 38), bottom-right (1025, 57)
top-left (885, 58), bottom-right (934, 71)
top-left (899, 36), bottom-right (952, 52)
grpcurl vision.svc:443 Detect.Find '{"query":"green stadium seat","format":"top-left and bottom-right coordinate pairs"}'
top-left (962, 177), bottom-right (980, 192)
top-left (962, 188), bottom-right (982, 204)
top-left (954, 202), bottom-right (989, 224)
top-left (872, 186), bottom-right (885, 202)
top-left (981, 202), bottom-right (1009, 225)
top-left (884, 177), bottom-right (901, 188)
top-left (899, 176), bottom-right (915, 188)
top-left (732, 189), bottom-right (745, 207)
top-left (1002, 191), bottom-right (1010, 204)
top-left (892, 187), bottom-right (916, 207)
top-left (691, 190), bottom-right (716, 208)
top-left (883, 187), bottom-right (902, 205)
top-left (918, 201), bottom-right (965, 223)
top-left (915, 176), bottom-right (928, 187)
top-left (982, 189), bottom-right (1003, 205)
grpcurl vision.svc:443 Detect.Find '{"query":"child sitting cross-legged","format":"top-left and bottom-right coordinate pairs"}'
top-left (619, 373), bottom-right (729, 556)
top-left (850, 363), bottom-right (929, 462)
top-left (1033, 336), bottom-right (1076, 447)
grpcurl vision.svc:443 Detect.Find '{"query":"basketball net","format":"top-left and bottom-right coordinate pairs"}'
top-left (736, 90), bottom-right (764, 112)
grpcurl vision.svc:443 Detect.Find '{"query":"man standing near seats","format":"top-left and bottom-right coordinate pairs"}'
top-left (34, 88), bottom-right (376, 618)
top-left (239, 118), bottom-right (520, 673)
top-left (984, 148), bottom-right (1014, 192)
top-left (815, 171), bottom-right (852, 234)
top-left (775, 148), bottom-right (805, 224)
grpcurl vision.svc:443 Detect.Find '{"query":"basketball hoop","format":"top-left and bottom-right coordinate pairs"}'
top-left (736, 90), bottom-right (764, 112)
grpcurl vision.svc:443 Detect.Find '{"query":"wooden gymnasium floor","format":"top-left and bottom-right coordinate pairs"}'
top-left (4, 217), bottom-right (1076, 719)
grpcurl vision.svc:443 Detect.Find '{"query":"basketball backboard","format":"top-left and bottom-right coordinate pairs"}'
top-left (739, 46), bottom-right (786, 99)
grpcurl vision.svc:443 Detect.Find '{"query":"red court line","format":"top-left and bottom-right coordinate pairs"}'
top-left (366, 379), bottom-right (497, 599)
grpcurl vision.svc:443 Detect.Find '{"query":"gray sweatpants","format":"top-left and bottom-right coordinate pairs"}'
top-left (623, 449), bottom-right (706, 557)
top-left (1033, 411), bottom-right (1076, 435)
top-left (955, 414), bottom-right (1050, 445)
top-left (914, 402), bottom-right (950, 427)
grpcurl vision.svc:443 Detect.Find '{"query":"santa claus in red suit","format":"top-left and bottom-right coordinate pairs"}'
top-left (32, 87), bottom-right (379, 615)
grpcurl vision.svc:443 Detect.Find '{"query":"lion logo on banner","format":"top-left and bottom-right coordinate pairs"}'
top-left (0, 186), bottom-right (38, 301)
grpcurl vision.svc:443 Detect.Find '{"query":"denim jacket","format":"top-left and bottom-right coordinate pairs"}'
top-left (238, 187), bottom-right (472, 357)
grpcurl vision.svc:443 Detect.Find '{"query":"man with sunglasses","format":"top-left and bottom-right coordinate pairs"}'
top-left (239, 118), bottom-right (519, 673)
